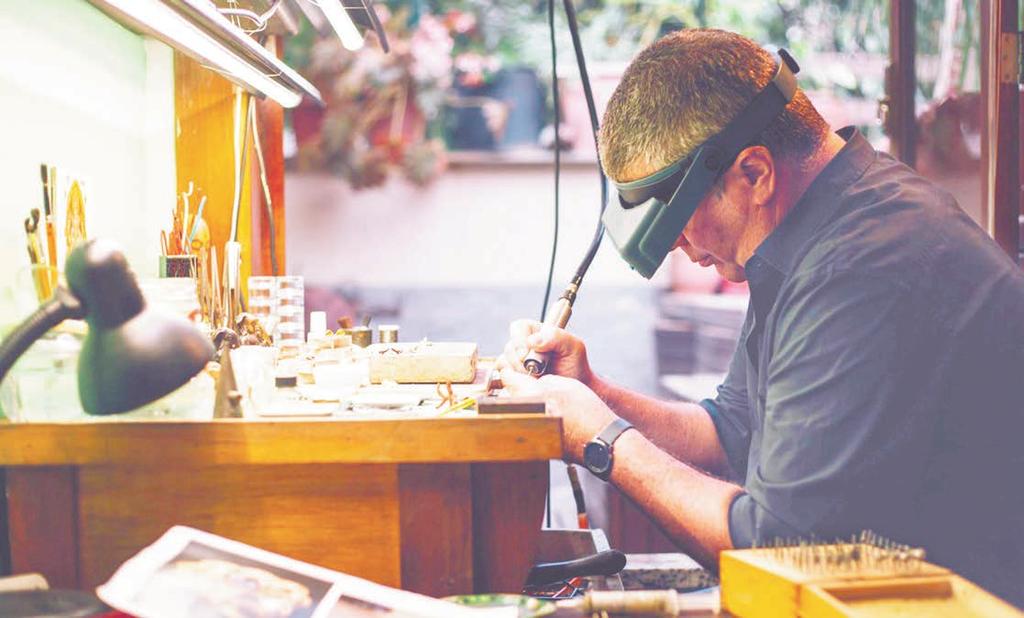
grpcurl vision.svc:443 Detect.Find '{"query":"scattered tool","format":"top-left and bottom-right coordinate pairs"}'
top-left (223, 240), bottom-right (242, 327)
top-left (566, 464), bottom-right (589, 529)
top-left (39, 164), bottom-right (57, 270)
top-left (188, 195), bottom-right (207, 244)
top-left (558, 590), bottom-right (683, 617)
top-left (525, 550), bottom-right (626, 587)
top-left (23, 209), bottom-right (52, 301)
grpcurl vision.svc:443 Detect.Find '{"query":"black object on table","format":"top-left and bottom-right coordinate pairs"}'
top-left (0, 590), bottom-right (109, 618)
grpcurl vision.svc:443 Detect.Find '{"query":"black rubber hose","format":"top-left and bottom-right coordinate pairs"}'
top-left (563, 0), bottom-right (607, 288)
top-left (540, 0), bottom-right (561, 323)
top-left (0, 288), bottom-right (83, 384)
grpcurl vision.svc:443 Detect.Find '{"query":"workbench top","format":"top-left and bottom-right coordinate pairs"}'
top-left (0, 414), bottom-right (562, 466)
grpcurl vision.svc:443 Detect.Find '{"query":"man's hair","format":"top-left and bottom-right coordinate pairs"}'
top-left (599, 29), bottom-right (830, 182)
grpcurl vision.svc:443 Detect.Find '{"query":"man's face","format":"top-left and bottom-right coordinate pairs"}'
top-left (617, 145), bottom-right (775, 283)
top-left (671, 174), bottom-right (753, 283)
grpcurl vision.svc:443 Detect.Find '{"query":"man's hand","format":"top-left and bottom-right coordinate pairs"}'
top-left (499, 368), bottom-right (618, 463)
top-left (498, 320), bottom-right (595, 385)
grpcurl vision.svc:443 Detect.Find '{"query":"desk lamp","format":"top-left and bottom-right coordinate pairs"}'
top-left (0, 239), bottom-right (214, 415)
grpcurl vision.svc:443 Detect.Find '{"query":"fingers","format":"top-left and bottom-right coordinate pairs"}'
top-left (527, 324), bottom-right (575, 356)
top-left (509, 319), bottom-right (542, 343)
top-left (502, 319), bottom-right (542, 373)
top-left (498, 367), bottom-right (541, 396)
top-left (494, 354), bottom-right (509, 370)
top-left (500, 340), bottom-right (529, 373)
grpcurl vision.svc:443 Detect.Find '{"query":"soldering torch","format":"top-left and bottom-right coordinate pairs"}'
top-left (519, 0), bottom-right (605, 378)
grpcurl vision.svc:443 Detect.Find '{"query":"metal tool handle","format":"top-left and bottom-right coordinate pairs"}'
top-left (523, 294), bottom-right (574, 376)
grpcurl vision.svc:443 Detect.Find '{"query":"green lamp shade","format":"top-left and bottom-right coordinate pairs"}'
top-left (67, 240), bottom-right (214, 415)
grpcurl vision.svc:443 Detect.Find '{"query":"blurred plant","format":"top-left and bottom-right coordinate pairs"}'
top-left (388, 0), bottom-right (544, 84)
top-left (286, 0), bottom-right (980, 184)
top-left (290, 8), bottom-right (451, 189)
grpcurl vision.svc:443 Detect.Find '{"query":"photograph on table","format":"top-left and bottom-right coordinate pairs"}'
top-left (97, 526), bottom-right (340, 618)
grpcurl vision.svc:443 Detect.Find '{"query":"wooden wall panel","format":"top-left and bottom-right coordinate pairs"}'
top-left (470, 461), bottom-right (547, 593)
top-left (397, 464), bottom-right (473, 596)
top-left (76, 464), bottom-right (401, 588)
top-left (174, 52), bottom-right (256, 292)
top-left (5, 468), bottom-right (79, 589)
top-left (980, 0), bottom-right (1020, 256)
top-left (251, 37), bottom-right (287, 276)
top-left (886, 1), bottom-right (917, 167)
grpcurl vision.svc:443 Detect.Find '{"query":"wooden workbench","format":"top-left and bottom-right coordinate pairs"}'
top-left (0, 414), bottom-right (561, 597)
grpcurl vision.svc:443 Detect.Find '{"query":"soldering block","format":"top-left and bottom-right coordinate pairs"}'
top-left (367, 341), bottom-right (479, 384)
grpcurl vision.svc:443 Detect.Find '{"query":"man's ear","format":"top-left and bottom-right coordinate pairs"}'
top-left (735, 145), bottom-right (775, 207)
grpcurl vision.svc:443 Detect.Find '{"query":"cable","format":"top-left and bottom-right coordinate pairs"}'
top-left (540, 0), bottom-right (560, 324)
top-left (562, 0), bottom-right (607, 288)
top-left (541, 0), bottom-right (561, 531)
top-left (537, 0), bottom-right (609, 533)
top-left (250, 99), bottom-right (281, 276)
top-left (229, 92), bottom-right (254, 243)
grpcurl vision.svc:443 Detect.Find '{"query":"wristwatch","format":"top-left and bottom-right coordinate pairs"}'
top-left (583, 418), bottom-right (634, 481)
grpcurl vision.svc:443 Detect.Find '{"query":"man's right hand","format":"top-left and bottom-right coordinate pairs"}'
top-left (498, 319), bottom-right (595, 386)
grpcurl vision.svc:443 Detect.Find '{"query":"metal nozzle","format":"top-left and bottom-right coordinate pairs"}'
top-left (523, 352), bottom-right (546, 376)
top-left (522, 285), bottom-right (577, 377)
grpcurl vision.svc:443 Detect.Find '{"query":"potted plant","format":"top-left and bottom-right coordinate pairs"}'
top-left (288, 7), bottom-right (453, 189)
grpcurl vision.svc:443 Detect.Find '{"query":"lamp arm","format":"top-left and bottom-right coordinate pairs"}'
top-left (0, 287), bottom-right (84, 385)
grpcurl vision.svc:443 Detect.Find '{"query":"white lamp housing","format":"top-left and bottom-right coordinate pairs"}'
top-left (89, 0), bottom-right (322, 109)
top-left (319, 0), bottom-right (366, 51)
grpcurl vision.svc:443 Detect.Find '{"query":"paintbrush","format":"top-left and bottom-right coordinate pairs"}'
top-left (39, 164), bottom-right (58, 270)
top-left (24, 209), bottom-right (51, 301)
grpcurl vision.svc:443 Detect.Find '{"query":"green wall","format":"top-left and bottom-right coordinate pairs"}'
top-left (0, 0), bottom-right (176, 323)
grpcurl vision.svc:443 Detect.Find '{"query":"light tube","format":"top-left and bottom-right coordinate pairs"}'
top-left (90, 0), bottom-right (315, 108)
top-left (319, 0), bottom-right (365, 51)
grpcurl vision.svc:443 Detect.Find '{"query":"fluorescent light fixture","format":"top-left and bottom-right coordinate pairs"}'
top-left (319, 0), bottom-right (365, 51)
top-left (89, 0), bottom-right (322, 109)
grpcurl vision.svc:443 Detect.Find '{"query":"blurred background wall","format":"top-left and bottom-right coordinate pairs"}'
top-left (0, 0), bottom-right (175, 322)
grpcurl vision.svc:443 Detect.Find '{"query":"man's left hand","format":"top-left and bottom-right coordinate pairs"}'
top-left (499, 368), bottom-right (620, 463)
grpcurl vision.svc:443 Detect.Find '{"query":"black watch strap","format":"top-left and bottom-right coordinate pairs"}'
top-left (596, 417), bottom-right (634, 447)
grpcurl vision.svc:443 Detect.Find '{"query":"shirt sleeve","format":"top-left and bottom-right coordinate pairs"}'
top-left (699, 308), bottom-right (755, 481)
top-left (729, 269), bottom-right (933, 548)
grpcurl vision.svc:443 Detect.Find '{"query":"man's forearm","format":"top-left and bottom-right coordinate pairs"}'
top-left (610, 429), bottom-right (742, 568)
top-left (590, 375), bottom-right (730, 475)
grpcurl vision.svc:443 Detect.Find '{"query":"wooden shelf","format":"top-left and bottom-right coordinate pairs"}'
top-left (0, 414), bottom-right (561, 466)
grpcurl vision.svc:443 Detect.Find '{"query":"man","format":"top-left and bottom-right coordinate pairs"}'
top-left (500, 29), bottom-right (1024, 606)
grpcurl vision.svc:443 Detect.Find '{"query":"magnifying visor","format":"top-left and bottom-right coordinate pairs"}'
top-left (601, 49), bottom-right (801, 279)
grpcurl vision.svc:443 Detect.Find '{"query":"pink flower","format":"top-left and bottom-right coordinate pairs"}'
top-left (410, 14), bottom-right (453, 84)
top-left (444, 10), bottom-right (476, 35)
top-left (454, 52), bottom-right (499, 87)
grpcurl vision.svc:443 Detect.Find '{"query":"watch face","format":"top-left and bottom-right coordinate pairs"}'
top-left (584, 441), bottom-right (612, 474)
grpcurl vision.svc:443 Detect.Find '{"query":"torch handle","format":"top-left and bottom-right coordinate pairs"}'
top-left (522, 296), bottom-right (573, 376)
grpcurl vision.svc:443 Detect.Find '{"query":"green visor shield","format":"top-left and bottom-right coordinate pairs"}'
top-left (601, 49), bottom-right (800, 279)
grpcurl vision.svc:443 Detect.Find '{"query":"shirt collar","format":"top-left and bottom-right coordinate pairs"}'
top-left (751, 126), bottom-right (876, 277)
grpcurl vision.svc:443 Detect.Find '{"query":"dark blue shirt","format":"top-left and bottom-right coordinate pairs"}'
top-left (701, 127), bottom-right (1024, 605)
